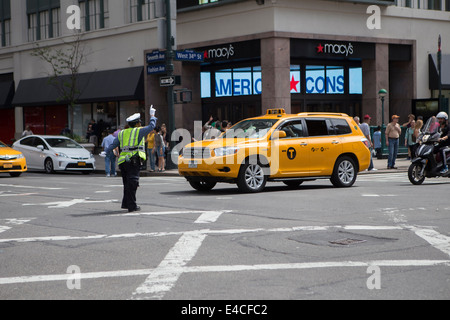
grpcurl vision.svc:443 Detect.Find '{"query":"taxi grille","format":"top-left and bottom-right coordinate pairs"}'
top-left (0, 155), bottom-right (19, 160)
top-left (184, 147), bottom-right (211, 159)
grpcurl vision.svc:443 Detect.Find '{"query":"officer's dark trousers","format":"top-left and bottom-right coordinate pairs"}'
top-left (119, 161), bottom-right (141, 211)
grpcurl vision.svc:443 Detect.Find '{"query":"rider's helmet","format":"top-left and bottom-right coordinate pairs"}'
top-left (436, 112), bottom-right (449, 120)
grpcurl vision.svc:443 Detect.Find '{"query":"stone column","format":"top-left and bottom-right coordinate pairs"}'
top-left (362, 43), bottom-right (389, 126)
top-left (261, 38), bottom-right (291, 114)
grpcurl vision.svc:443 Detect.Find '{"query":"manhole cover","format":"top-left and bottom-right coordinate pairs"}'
top-left (329, 238), bottom-right (367, 246)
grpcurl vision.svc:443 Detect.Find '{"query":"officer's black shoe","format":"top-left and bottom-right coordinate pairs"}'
top-left (128, 206), bottom-right (141, 213)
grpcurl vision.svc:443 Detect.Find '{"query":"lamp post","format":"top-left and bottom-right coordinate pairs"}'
top-left (165, 0), bottom-right (176, 169)
top-left (378, 88), bottom-right (387, 155)
top-left (438, 34), bottom-right (442, 112)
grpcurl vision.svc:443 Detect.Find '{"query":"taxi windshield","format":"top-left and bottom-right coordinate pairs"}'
top-left (221, 119), bottom-right (278, 139)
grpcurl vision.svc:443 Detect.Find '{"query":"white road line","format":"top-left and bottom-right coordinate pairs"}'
top-left (131, 231), bottom-right (207, 300)
top-left (0, 225), bottom-right (403, 244)
top-left (407, 226), bottom-right (450, 258)
top-left (118, 210), bottom-right (228, 224)
top-left (0, 193), bottom-right (38, 197)
top-left (0, 218), bottom-right (34, 235)
top-left (0, 183), bottom-right (64, 190)
top-left (23, 199), bottom-right (119, 208)
top-left (0, 260), bottom-right (449, 286)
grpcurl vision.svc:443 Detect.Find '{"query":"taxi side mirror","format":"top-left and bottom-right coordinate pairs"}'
top-left (272, 130), bottom-right (286, 139)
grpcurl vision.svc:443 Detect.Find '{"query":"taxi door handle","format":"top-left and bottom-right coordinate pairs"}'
top-left (300, 142), bottom-right (308, 146)
top-left (332, 141), bottom-right (340, 145)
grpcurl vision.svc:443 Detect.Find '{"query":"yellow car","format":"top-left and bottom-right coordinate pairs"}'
top-left (179, 109), bottom-right (371, 192)
top-left (0, 140), bottom-right (27, 177)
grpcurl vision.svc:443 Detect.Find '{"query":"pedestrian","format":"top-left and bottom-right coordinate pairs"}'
top-left (360, 115), bottom-right (376, 171)
top-left (101, 129), bottom-right (118, 177)
top-left (154, 126), bottom-right (165, 172)
top-left (373, 126), bottom-right (382, 159)
top-left (402, 114), bottom-right (415, 129)
top-left (411, 119), bottom-right (423, 158)
top-left (385, 115), bottom-right (402, 169)
top-left (22, 125), bottom-right (33, 137)
top-left (203, 116), bottom-right (222, 140)
top-left (353, 116), bottom-right (360, 126)
top-left (105, 107), bottom-right (157, 212)
top-left (146, 129), bottom-right (156, 172)
top-left (405, 119), bottom-right (416, 160)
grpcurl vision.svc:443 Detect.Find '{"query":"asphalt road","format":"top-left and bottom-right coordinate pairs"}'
top-left (0, 170), bottom-right (449, 302)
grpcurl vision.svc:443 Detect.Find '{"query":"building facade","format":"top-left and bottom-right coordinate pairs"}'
top-left (0, 0), bottom-right (449, 144)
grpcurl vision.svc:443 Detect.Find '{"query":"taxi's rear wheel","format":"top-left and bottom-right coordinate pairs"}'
top-left (237, 161), bottom-right (267, 193)
top-left (189, 180), bottom-right (216, 191)
top-left (331, 156), bottom-right (357, 188)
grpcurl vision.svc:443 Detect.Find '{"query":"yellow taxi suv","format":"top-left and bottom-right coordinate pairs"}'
top-left (0, 140), bottom-right (27, 177)
top-left (178, 109), bottom-right (371, 193)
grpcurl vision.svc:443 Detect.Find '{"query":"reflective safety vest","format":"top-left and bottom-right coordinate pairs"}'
top-left (118, 127), bottom-right (146, 165)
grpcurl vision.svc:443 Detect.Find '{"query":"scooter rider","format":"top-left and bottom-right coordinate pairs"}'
top-left (436, 112), bottom-right (450, 174)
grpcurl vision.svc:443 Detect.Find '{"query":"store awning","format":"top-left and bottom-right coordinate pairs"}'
top-left (12, 67), bottom-right (144, 107)
top-left (0, 81), bottom-right (15, 109)
top-left (429, 54), bottom-right (450, 90)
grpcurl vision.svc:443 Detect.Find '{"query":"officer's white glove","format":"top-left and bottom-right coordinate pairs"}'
top-left (99, 151), bottom-right (106, 158)
top-left (150, 105), bottom-right (156, 117)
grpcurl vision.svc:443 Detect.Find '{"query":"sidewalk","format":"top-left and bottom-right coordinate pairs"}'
top-left (93, 155), bottom-right (410, 177)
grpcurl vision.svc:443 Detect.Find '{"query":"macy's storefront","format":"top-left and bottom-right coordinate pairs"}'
top-left (148, 34), bottom-right (414, 131)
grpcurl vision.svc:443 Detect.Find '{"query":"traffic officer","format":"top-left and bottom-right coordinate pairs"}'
top-left (105, 106), bottom-right (157, 212)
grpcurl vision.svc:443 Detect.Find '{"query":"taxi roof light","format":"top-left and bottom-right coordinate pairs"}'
top-left (266, 108), bottom-right (286, 115)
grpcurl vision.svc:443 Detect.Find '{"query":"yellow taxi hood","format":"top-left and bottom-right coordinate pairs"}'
top-left (0, 146), bottom-right (23, 155)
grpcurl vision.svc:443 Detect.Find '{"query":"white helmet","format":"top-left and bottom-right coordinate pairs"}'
top-left (436, 112), bottom-right (448, 120)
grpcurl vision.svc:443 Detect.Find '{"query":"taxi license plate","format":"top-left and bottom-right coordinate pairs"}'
top-left (78, 162), bottom-right (86, 167)
top-left (3, 163), bottom-right (13, 169)
top-left (188, 160), bottom-right (197, 169)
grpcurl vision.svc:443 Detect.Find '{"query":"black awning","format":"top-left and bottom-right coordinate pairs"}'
top-left (429, 54), bottom-right (450, 90)
top-left (0, 81), bottom-right (15, 109)
top-left (12, 67), bottom-right (144, 107)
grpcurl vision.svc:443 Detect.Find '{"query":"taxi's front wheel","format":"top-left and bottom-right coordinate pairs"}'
top-left (237, 161), bottom-right (267, 193)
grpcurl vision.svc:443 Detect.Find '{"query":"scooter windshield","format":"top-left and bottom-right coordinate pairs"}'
top-left (423, 117), bottom-right (440, 134)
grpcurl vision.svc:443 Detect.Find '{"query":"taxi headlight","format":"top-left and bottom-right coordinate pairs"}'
top-left (214, 147), bottom-right (239, 157)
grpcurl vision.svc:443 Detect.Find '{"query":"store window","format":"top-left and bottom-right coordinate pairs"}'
top-left (129, 0), bottom-right (154, 22)
top-left (0, 0), bottom-right (10, 47)
top-left (27, 0), bottom-right (60, 41)
top-left (290, 65), bottom-right (301, 93)
top-left (200, 72), bottom-right (211, 98)
top-left (23, 105), bottom-right (68, 136)
top-left (349, 67), bottom-right (363, 94)
top-left (79, 0), bottom-right (109, 31)
top-left (305, 66), bottom-right (326, 94)
top-left (202, 66), bottom-right (262, 98)
top-left (428, 0), bottom-right (442, 9)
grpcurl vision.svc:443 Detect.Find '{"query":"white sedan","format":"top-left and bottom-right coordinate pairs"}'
top-left (13, 135), bottom-right (96, 174)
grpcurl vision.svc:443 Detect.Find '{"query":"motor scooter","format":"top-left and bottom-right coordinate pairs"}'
top-left (408, 117), bottom-right (450, 185)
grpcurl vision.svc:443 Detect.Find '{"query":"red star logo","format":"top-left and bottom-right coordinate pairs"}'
top-left (204, 50), bottom-right (208, 59)
top-left (290, 75), bottom-right (300, 92)
top-left (317, 43), bottom-right (324, 53)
